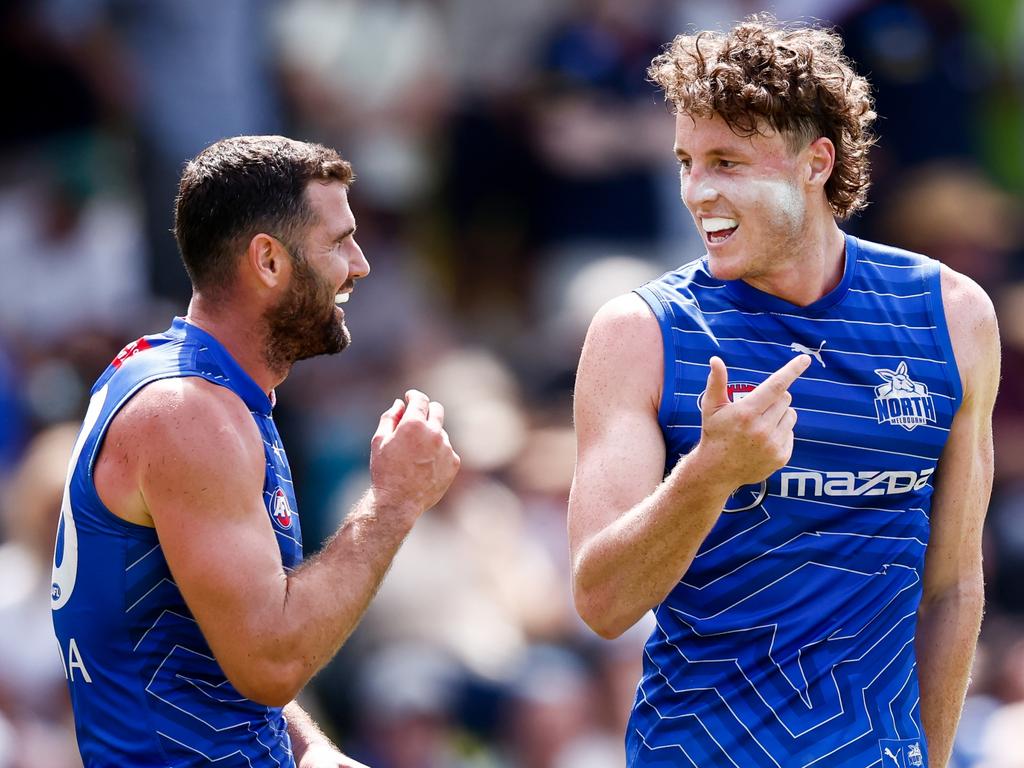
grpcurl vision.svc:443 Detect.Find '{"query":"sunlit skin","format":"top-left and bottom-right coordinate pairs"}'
top-left (674, 112), bottom-right (847, 307)
top-left (261, 181), bottom-right (371, 374)
top-left (297, 180), bottom-right (369, 319)
top-left (185, 180), bottom-right (370, 391)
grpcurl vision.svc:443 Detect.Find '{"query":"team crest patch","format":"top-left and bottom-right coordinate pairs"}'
top-left (873, 361), bottom-right (936, 431)
top-left (111, 337), bottom-right (152, 369)
top-left (272, 488), bottom-right (294, 529)
top-left (697, 381), bottom-right (756, 410)
top-left (878, 738), bottom-right (924, 767)
top-left (697, 381), bottom-right (764, 513)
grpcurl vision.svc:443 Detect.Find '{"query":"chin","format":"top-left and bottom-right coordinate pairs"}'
top-left (706, 252), bottom-right (749, 282)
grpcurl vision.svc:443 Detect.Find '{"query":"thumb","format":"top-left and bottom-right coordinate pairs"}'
top-left (702, 356), bottom-right (730, 414)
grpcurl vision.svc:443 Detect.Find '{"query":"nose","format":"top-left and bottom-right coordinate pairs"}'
top-left (682, 165), bottom-right (719, 210)
top-left (350, 239), bottom-right (370, 279)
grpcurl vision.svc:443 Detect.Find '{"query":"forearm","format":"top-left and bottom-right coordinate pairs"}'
top-left (284, 489), bottom-right (417, 666)
top-left (915, 581), bottom-right (984, 767)
top-left (240, 489), bottom-right (418, 703)
top-left (285, 700), bottom-right (335, 762)
top-left (573, 450), bottom-right (731, 638)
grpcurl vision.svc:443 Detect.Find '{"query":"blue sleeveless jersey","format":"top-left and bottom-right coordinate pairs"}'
top-left (628, 234), bottom-right (961, 768)
top-left (51, 317), bottom-right (303, 767)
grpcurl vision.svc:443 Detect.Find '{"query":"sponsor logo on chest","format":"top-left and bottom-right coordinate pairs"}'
top-left (779, 468), bottom-right (934, 498)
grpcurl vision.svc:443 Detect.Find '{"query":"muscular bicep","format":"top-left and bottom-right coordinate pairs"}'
top-left (569, 294), bottom-right (667, 558)
top-left (129, 380), bottom-right (287, 675)
top-left (923, 269), bottom-right (1000, 599)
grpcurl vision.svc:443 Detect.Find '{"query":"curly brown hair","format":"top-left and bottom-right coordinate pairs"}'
top-left (648, 15), bottom-right (876, 220)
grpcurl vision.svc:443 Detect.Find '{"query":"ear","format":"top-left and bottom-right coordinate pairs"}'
top-left (244, 233), bottom-right (290, 290)
top-left (877, 370), bottom-right (895, 382)
top-left (805, 136), bottom-right (835, 189)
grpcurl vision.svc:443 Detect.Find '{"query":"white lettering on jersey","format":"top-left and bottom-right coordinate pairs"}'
top-left (51, 384), bottom-right (108, 611)
top-left (779, 468), bottom-right (934, 498)
top-left (58, 637), bottom-right (93, 683)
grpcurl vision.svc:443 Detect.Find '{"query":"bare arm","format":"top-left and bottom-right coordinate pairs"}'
top-left (285, 701), bottom-right (368, 768)
top-left (916, 267), bottom-right (1000, 766)
top-left (569, 293), bottom-right (808, 638)
top-left (102, 383), bottom-right (458, 707)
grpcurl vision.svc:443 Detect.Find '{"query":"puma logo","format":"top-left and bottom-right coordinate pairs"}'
top-left (791, 340), bottom-right (826, 368)
top-left (884, 747), bottom-right (901, 766)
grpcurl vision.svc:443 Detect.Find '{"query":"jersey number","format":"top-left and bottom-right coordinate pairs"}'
top-left (51, 385), bottom-right (108, 610)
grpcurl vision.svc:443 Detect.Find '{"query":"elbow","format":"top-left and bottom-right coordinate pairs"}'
top-left (224, 658), bottom-right (306, 709)
top-left (572, 577), bottom-right (638, 640)
top-left (571, 540), bottom-right (649, 640)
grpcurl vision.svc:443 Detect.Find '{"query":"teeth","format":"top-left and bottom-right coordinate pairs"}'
top-left (702, 217), bottom-right (738, 232)
top-left (335, 293), bottom-right (349, 304)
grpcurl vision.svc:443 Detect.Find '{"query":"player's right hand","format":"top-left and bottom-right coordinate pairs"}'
top-left (696, 355), bottom-right (810, 488)
top-left (369, 389), bottom-right (461, 517)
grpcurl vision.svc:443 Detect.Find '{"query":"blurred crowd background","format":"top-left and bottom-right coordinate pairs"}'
top-left (2, 0), bottom-right (1024, 766)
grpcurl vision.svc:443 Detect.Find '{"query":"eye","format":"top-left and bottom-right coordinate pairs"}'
top-left (677, 157), bottom-right (692, 171)
top-left (717, 159), bottom-right (738, 169)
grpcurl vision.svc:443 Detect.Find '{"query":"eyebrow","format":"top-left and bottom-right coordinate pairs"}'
top-left (674, 147), bottom-right (745, 159)
top-left (333, 226), bottom-right (357, 241)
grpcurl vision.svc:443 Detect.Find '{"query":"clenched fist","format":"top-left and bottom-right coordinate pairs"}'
top-left (369, 389), bottom-right (460, 518)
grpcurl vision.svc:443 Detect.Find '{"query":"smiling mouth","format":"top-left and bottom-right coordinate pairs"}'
top-left (334, 292), bottom-right (350, 306)
top-left (702, 217), bottom-right (739, 244)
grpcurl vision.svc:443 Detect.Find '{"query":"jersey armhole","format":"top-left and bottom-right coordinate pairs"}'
top-left (83, 371), bottom-right (253, 533)
top-left (633, 285), bottom-right (676, 429)
top-left (924, 264), bottom-right (964, 411)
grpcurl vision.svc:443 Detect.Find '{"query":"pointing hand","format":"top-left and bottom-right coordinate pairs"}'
top-left (697, 355), bottom-right (810, 489)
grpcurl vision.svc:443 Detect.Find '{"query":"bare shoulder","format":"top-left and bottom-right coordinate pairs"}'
top-left (576, 292), bottom-right (663, 414)
top-left (112, 377), bottom-right (264, 484)
top-left (587, 291), bottom-right (661, 336)
top-left (939, 265), bottom-right (1000, 407)
top-left (581, 292), bottom-right (663, 374)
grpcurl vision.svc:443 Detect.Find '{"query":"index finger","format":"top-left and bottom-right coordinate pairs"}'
top-left (743, 354), bottom-right (811, 409)
top-left (400, 389), bottom-right (431, 423)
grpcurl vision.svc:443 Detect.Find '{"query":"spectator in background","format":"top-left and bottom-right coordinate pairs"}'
top-left (0, 150), bottom-right (145, 341)
top-left (528, 0), bottom-right (672, 254)
top-left (0, 424), bottom-right (81, 768)
top-left (837, 0), bottom-right (989, 232)
top-left (0, 345), bottom-right (25, 471)
top-left (39, 0), bottom-right (283, 303)
top-left (273, 0), bottom-right (453, 213)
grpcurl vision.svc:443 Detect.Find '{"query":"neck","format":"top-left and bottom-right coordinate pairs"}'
top-left (184, 293), bottom-right (287, 393)
top-left (744, 214), bottom-right (847, 307)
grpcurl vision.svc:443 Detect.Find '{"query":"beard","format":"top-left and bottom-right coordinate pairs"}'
top-left (263, 251), bottom-right (350, 375)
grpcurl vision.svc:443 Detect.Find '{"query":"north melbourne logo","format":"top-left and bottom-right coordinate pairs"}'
top-left (873, 361), bottom-right (936, 431)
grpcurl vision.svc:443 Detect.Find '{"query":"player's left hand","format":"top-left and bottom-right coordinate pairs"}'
top-left (298, 742), bottom-right (371, 768)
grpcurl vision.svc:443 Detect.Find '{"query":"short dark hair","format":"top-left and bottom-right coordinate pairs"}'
top-left (174, 135), bottom-right (354, 295)
top-left (648, 15), bottom-right (876, 220)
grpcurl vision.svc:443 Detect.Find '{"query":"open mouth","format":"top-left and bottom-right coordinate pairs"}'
top-left (702, 217), bottom-right (738, 244)
top-left (334, 292), bottom-right (350, 306)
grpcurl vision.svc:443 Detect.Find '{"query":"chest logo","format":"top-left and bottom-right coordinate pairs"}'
top-left (873, 361), bottom-right (936, 431)
top-left (790, 339), bottom-right (826, 367)
top-left (272, 488), bottom-right (294, 530)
